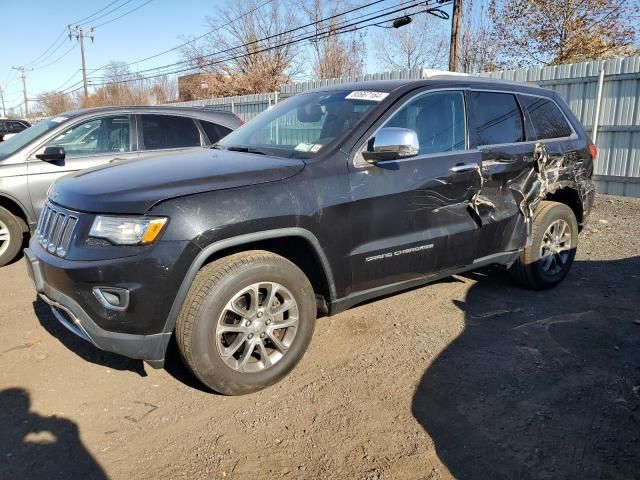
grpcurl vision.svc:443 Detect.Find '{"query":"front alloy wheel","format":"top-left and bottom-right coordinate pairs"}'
top-left (176, 251), bottom-right (316, 395)
top-left (217, 282), bottom-right (299, 373)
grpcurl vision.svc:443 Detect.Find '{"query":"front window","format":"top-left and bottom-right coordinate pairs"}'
top-left (385, 90), bottom-right (466, 155)
top-left (218, 90), bottom-right (382, 158)
top-left (43, 115), bottom-right (131, 158)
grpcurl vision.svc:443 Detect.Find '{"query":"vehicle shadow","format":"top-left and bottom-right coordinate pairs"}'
top-left (412, 257), bottom-right (640, 479)
top-left (32, 298), bottom-right (147, 377)
top-left (0, 387), bottom-right (108, 480)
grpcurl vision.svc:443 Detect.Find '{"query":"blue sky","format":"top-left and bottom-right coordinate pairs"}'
top-left (0, 0), bottom-right (453, 113)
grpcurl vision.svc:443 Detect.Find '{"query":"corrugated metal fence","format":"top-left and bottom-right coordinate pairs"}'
top-left (480, 56), bottom-right (640, 197)
top-left (173, 56), bottom-right (640, 197)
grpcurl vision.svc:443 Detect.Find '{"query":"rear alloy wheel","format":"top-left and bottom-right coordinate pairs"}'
top-left (0, 207), bottom-right (24, 267)
top-left (539, 219), bottom-right (573, 276)
top-left (510, 201), bottom-right (578, 290)
top-left (176, 251), bottom-right (316, 395)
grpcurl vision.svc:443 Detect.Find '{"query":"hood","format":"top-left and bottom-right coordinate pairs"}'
top-left (49, 148), bottom-right (305, 214)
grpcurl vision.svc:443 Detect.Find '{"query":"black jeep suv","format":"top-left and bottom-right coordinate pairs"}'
top-left (25, 77), bottom-right (595, 395)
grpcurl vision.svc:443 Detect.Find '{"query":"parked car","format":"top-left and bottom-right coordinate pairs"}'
top-left (0, 106), bottom-right (242, 266)
top-left (0, 118), bottom-right (31, 141)
top-left (25, 77), bottom-right (596, 395)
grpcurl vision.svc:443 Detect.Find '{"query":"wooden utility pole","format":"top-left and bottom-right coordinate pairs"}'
top-left (448, 0), bottom-right (462, 72)
top-left (12, 67), bottom-right (32, 117)
top-left (69, 26), bottom-right (95, 101)
top-left (0, 85), bottom-right (6, 118)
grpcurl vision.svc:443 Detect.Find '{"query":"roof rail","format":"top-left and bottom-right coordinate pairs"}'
top-left (422, 69), bottom-right (470, 78)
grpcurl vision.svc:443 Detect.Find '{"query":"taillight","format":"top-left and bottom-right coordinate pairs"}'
top-left (588, 144), bottom-right (597, 161)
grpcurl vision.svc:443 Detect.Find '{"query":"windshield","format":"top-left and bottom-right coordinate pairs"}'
top-left (218, 90), bottom-right (385, 158)
top-left (0, 117), bottom-right (63, 160)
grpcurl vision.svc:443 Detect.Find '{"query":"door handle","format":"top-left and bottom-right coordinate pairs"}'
top-left (449, 163), bottom-right (478, 173)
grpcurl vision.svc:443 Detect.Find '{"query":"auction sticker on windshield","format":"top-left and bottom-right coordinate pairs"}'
top-left (345, 91), bottom-right (389, 102)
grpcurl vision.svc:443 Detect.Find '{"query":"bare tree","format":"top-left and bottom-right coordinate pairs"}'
top-left (77, 61), bottom-right (178, 107)
top-left (302, 0), bottom-right (366, 79)
top-left (489, 0), bottom-right (640, 67)
top-left (458, 0), bottom-right (501, 73)
top-left (373, 11), bottom-right (449, 70)
top-left (181, 0), bottom-right (301, 97)
top-left (37, 92), bottom-right (75, 116)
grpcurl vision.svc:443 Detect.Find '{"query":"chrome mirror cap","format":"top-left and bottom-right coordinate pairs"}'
top-left (362, 127), bottom-right (419, 163)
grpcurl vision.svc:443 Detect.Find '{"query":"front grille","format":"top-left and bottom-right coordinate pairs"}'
top-left (35, 202), bottom-right (79, 257)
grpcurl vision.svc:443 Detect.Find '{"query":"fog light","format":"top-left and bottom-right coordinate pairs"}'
top-left (92, 287), bottom-right (130, 311)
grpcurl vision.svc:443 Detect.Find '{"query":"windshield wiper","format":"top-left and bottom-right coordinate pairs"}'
top-left (225, 145), bottom-right (267, 155)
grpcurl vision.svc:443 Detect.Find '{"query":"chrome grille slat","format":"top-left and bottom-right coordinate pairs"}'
top-left (57, 217), bottom-right (77, 257)
top-left (36, 202), bottom-right (79, 258)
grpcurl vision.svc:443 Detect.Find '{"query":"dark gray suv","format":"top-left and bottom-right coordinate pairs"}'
top-left (0, 106), bottom-right (241, 266)
top-left (25, 77), bottom-right (596, 395)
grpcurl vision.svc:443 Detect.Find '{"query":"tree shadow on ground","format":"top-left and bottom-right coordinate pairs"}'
top-left (32, 298), bottom-right (146, 377)
top-left (0, 388), bottom-right (108, 480)
top-left (413, 257), bottom-right (640, 480)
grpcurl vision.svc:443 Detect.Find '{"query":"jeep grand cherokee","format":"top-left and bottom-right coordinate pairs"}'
top-left (25, 77), bottom-right (596, 395)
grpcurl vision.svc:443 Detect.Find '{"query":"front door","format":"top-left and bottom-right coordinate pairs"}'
top-left (348, 89), bottom-right (482, 293)
top-left (27, 114), bottom-right (136, 215)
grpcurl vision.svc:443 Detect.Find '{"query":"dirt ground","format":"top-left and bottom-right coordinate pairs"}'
top-left (1, 193), bottom-right (639, 480)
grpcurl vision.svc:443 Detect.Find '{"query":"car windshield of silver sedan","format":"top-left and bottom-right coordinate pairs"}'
top-left (216, 90), bottom-right (384, 158)
top-left (0, 117), bottom-right (64, 160)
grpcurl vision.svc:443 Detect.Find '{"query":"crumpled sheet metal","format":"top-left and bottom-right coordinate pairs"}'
top-left (469, 143), bottom-right (595, 244)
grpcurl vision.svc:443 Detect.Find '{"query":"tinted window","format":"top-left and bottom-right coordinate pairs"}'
top-left (141, 115), bottom-right (201, 150)
top-left (200, 121), bottom-right (232, 143)
top-left (44, 115), bottom-right (131, 158)
top-left (386, 91), bottom-right (466, 154)
top-left (521, 96), bottom-right (573, 139)
top-left (472, 92), bottom-right (524, 145)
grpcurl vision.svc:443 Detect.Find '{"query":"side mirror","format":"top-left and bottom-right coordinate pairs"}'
top-left (36, 146), bottom-right (66, 162)
top-left (361, 127), bottom-right (419, 163)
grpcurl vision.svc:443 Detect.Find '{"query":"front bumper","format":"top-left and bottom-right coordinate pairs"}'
top-left (25, 247), bottom-right (170, 367)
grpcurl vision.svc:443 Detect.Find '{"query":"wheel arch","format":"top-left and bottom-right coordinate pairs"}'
top-left (0, 193), bottom-right (31, 232)
top-left (162, 228), bottom-right (336, 337)
top-left (544, 187), bottom-right (584, 229)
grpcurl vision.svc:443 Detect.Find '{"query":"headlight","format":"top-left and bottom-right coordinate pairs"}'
top-left (89, 216), bottom-right (167, 245)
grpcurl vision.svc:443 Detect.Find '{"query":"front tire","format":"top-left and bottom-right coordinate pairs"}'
top-left (176, 250), bottom-right (316, 395)
top-left (510, 201), bottom-right (578, 290)
top-left (0, 207), bottom-right (24, 267)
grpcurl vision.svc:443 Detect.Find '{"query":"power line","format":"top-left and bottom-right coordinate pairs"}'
top-left (80, 0), bottom-right (137, 26)
top-left (18, 1), bottom-right (125, 69)
top-left (90, 0), bottom-right (155, 29)
top-left (71, 0), bottom-right (123, 25)
top-left (96, 0), bottom-right (395, 80)
top-left (90, 0), bottom-right (450, 87)
top-left (22, 30), bottom-right (69, 68)
top-left (32, 43), bottom-right (78, 71)
top-left (52, 69), bottom-right (82, 91)
top-left (88, 0), bottom-right (274, 74)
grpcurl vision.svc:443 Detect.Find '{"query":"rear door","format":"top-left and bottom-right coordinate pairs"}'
top-left (27, 114), bottom-right (136, 214)
top-left (468, 90), bottom-right (536, 258)
top-left (348, 89), bottom-right (483, 292)
top-left (136, 114), bottom-right (205, 160)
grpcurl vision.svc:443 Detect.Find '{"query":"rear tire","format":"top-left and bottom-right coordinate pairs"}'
top-left (0, 207), bottom-right (24, 267)
top-left (176, 250), bottom-right (316, 395)
top-left (510, 201), bottom-right (578, 290)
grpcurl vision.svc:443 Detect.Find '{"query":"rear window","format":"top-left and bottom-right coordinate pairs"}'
top-left (141, 115), bottom-right (201, 150)
top-left (471, 92), bottom-right (524, 146)
top-left (521, 96), bottom-right (573, 140)
top-left (200, 121), bottom-right (232, 144)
